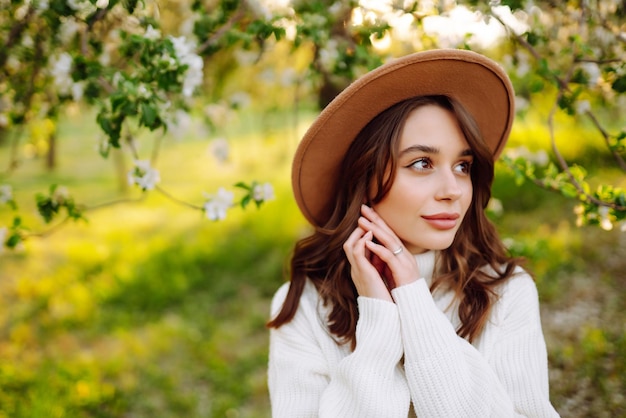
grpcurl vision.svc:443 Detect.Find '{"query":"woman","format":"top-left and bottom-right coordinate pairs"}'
top-left (267, 49), bottom-right (560, 417)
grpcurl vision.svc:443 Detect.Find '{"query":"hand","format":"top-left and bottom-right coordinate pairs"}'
top-left (343, 205), bottom-right (421, 302)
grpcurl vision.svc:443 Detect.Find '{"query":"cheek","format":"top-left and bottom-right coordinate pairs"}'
top-left (461, 182), bottom-right (473, 214)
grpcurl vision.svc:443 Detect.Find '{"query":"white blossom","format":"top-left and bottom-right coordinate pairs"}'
top-left (169, 36), bottom-right (204, 97)
top-left (328, 2), bottom-right (343, 18)
top-left (165, 109), bottom-right (192, 139)
top-left (49, 52), bottom-right (73, 96)
top-left (6, 55), bottom-right (20, 73)
top-left (52, 186), bottom-right (69, 204)
top-left (253, 182), bottom-right (275, 203)
top-left (0, 114), bottom-right (8, 128)
top-left (259, 68), bottom-right (275, 84)
top-left (599, 206), bottom-right (613, 231)
top-left (246, 0), bottom-right (272, 19)
top-left (96, 134), bottom-right (110, 156)
top-left (502, 237), bottom-right (516, 249)
top-left (234, 49), bottom-right (258, 66)
top-left (531, 149), bottom-right (550, 166)
top-left (209, 138), bottom-right (229, 163)
top-left (0, 184), bottom-right (12, 204)
top-left (515, 96), bottom-right (529, 112)
top-left (58, 17), bottom-right (80, 45)
top-left (66, 0), bottom-right (82, 10)
top-left (181, 54), bottom-right (203, 97)
top-left (144, 25), bottom-right (161, 41)
top-left (99, 48), bottom-right (111, 66)
top-left (95, 0), bottom-right (108, 9)
top-left (66, 0), bottom-right (96, 16)
top-left (280, 68), bottom-right (297, 87)
top-left (576, 100), bottom-right (591, 115)
top-left (515, 59), bottom-right (531, 78)
top-left (128, 160), bottom-right (160, 191)
top-left (506, 146), bottom-right (549, 166)
top-left (580, 62), bottom-right (600, 86)
top-left (203, 188), bottom-right (234, 221)
top-left (179, 15), bottom-right (196, 36)
top-left (136, 83), bottom-right (151, 99)
top-left (112, 71), bottom-right (124, 88)
top-left (21, 34), bottom-right (34, 49)
top-left (159, 52), bottom-right (177, 70)
top-left (229, 92), bottom-right (251, 109)
top-left (36, 0), bottom-right (49, 11)
top-left (204, 102), bottom-right (231, 124)
top-left (574, 204), bottom-right (585, 227)
top-left (0, 226), bottom-right (7, 252)
top-left (318, 39), bottom-right (339, 72)
top-left (487, 197), bottom-right (503, 216)
top-left (15, 4), bottom-right (29, 20)
top-left (71, 81), bottom-right (85, 101)
top-left (170, 36), bottom-right (194, 58)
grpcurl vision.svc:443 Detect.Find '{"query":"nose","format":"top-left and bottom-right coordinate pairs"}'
top-left (435, 169), bottom-right (463, 201)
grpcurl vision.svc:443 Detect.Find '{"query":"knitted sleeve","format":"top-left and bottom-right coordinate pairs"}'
top-left (392, 271), bottom-right (560, 418)
top-left (268, 282), bottom-right (411, 418)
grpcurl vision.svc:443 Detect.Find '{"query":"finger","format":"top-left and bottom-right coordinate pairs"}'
top-left (343, 226), bottom-right (367, 255)
top-left (358, 205), bottom-right (402, 251)
top-left (360, 204), bottom-right (398, 237)
top-left (365, 238), bottom-right (401, 266)
top-left (365, 238), bottom-right (419, 288)
top-left (345, 230), bottom-right (393, 301)
top-left (358, 215), bottom-right (403, 256)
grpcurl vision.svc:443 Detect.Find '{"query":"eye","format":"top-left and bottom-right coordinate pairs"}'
top-left (409, 157), bottom-right (432, 171)
top-left (454, 160), bottom-right (473, 175)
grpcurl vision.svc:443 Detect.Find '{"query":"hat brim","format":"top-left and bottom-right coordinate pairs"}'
top-left (292, 49), bottom-right (515, 227)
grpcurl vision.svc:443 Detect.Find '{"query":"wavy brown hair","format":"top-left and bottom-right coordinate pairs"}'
top-left (267, 96), bottom-right (523, 348)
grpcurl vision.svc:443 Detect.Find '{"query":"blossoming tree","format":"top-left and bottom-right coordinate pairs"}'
top-left (1, 0), bottom-right (625, 250)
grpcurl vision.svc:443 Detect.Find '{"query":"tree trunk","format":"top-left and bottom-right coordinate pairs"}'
top-left (46, 130), bottom-right (56, 170)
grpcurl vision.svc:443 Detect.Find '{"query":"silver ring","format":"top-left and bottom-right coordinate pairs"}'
top-left (392, 247), bottom-right (403, 255)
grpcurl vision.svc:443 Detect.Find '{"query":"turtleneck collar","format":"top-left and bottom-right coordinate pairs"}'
top-left (413, 250), bottom-right (437, 286)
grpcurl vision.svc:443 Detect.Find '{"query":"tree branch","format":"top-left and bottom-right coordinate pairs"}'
top-left (155, 186), bottom-right (204, 211)
top-left (197, 7), bottom-right (246, 55)
top-left (584, 109), bottom-right (626, 171)
top-left (548, 91), bottom-right (626, 211)
top-left (491, 6), bottom-right (626, 212)
top-left (0, 6), bottom-right (35, 68)
top-left (2, 126), bottom-right (25, 176)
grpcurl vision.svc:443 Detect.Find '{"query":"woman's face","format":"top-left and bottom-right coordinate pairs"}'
top-left (372, 104), bottom-right (473, 254)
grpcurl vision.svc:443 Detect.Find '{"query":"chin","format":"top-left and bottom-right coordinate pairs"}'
top-left (408, 238), bottom-right (455, 253)
top-left (423, 234), bottom-right (457, 251)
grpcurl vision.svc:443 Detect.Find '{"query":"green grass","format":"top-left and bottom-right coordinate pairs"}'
top-left (1, 106), bottom-right (625, 417)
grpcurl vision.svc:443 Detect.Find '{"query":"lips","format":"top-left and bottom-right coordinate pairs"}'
top-left (421, 213), bottom-right (460, 230)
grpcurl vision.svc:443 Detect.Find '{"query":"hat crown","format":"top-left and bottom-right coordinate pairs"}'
top-left (292, 49), bottom-right (515, 227)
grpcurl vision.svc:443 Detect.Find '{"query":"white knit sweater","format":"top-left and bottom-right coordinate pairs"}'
top-left (268, 251), bottom-right (560, 417)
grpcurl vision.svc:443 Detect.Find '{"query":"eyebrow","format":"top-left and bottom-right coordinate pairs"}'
top-left (399, 144), bottom-right (474, 157)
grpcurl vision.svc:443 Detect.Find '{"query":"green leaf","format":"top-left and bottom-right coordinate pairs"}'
top-left (36, 196), bottom-right (59, 223)
top-left (612, 75), bottom-right (626, 93)
top-left (560, 183), bottom-right (579, 199)
top-left (571, 68), bottom-right (589, 85)
top-left (140, 102), bottom-right (157, 128)
top-left (526, 31), bottom-right (540, 46)
top-left (234, 182), bottom-right (251, 191)
top-left (500, 0), bottom-right (525, 9)
top-left (6, 233), bottom-right (21, 249)
top-left (240, 194), bottom-right (252, 209)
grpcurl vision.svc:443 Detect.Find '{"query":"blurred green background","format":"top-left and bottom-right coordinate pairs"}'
top-left (1, 102), bottom-right (625, 418)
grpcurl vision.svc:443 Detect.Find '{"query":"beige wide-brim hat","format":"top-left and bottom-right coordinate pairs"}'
top-left (292, 49), bottom-right (515, 227)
